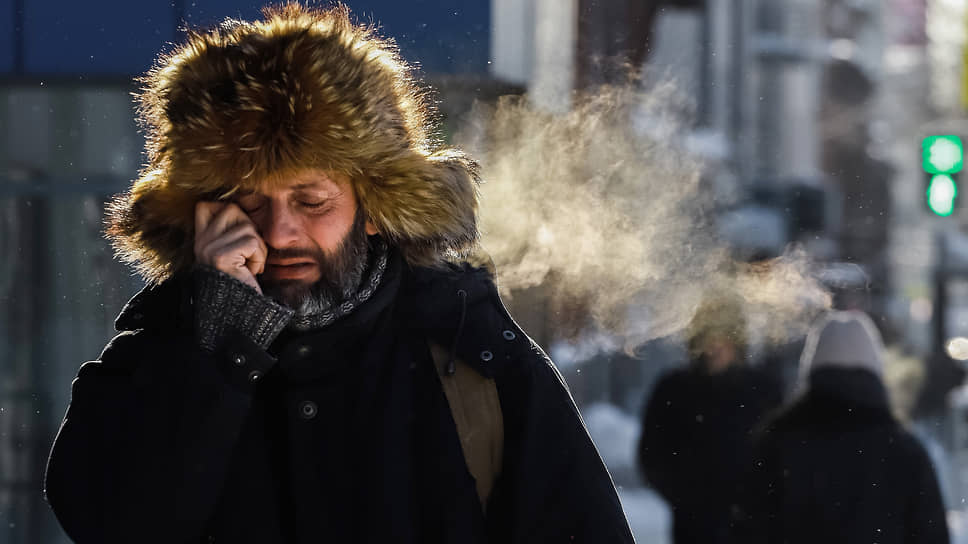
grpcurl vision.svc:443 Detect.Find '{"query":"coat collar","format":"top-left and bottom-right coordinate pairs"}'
top-left (807, 366), bottom-right (891, 412)
top-left (115, 274), bottom-right (192, 333)
top-left (401, 263), bottom-right (527, 379)
top-left (113, 251), bottom-right (528, 381)
top-left (269, 250), bottom-right (404, 382)
top-left (770, 367), bottom-right (895, 433)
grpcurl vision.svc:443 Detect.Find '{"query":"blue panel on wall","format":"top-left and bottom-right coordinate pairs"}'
top-left (185, 0), bottom-right (490, 74)
top-left (182, 0), bottom-right (264, 29)
top-left (15, 0), bottom-right (489, 76)
top-left (0, 0), bottom-right (14, 73)
top-left (344, 0), bottom-right (490, 73)
top-left (24, 0), bottom-right (175, 76)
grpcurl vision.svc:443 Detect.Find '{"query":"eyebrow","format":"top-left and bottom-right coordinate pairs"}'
top-left (293, 183), bottom-right (344, 198)
top-left (292, 180), bottom-right (344, 192)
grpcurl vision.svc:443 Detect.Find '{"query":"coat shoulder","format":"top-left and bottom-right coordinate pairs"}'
top-left (87, 287), bottom-right (194, 384)
top-left (114, 274), bottom-right (192, 333)
top-left (652, 367), bottom-right (692, 392)
top-left (403, 262), bottom-right (548, 380)
top-left (889, 425), bottom-right (937, 468)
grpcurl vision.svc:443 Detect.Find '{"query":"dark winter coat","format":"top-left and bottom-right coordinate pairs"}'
top-left (731, 367), bottom-right (949, 544)
top-left (45, 253), bottom-right (634, 544)
top-left (637, 361), bottom-right (782, 544)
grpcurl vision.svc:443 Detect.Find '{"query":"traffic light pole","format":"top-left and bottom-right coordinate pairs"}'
top-left (935, 231), bottom-right (948, 359)
top-left (916, 230), bottom-right (966, 416)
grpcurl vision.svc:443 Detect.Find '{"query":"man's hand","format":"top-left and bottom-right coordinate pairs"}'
top-left (194, 201), bottom-right (268, 293)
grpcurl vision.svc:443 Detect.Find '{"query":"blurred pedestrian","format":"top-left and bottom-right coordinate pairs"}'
top-left (731, 311), bottom-right (949, 544)
top-left (638, 295), bottom-right (783, 544)
top-left (43, 5), bottom-right (634, 543)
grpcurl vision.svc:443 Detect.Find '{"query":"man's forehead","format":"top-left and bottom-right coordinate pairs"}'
top-left (256, 169), bottom-right (349, 194)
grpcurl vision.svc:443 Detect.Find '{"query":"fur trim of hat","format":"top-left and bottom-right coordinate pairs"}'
top-left (107, 2), bottom-right (481, 284)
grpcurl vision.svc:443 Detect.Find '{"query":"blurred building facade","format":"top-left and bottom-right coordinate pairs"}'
top-left (491, 0), bottom-right (968, 519)
top-left (488, 0), bottom-right (895, 408)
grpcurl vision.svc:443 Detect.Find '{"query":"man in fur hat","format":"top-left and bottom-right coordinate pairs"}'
top-left (44, 5), bottom-right (634, 543)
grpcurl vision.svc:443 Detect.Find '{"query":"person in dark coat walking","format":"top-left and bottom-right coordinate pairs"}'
top-left (43, 5), bottom-right (634, 543)
top-left (731, 311), bottom-right (949, 544)
top-left (637, 296), bottom-right (783, 544)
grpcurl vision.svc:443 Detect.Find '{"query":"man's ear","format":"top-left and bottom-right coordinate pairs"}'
top-left (365, 219), bottom-right (379, 236)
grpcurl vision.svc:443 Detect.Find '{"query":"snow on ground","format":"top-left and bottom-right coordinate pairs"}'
top-left (950, 510), bottom-right (968, 544)
top-left (617, 486), bottom-right (672, 544)
top-left (582, 402), bottom-right (672, 542)
top-left (582, 402), bottom-right (641, 487)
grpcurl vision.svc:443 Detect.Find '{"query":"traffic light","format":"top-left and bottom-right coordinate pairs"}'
top-left (928, 174), bottom-right (958, 217)
top-left (923, 135), bottom-right (963, 217)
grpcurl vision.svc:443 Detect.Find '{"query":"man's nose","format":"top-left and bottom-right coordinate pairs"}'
top-left (260, 201), bottom-right (300, 249)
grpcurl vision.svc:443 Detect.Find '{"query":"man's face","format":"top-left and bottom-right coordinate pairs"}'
top-left (234, 169), bottom-right (375, 309)
top-left (701, 335), bottom-right (739, 374)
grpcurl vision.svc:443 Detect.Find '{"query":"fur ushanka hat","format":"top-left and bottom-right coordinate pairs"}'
top-left (108, 3), bottom-right (481, 284)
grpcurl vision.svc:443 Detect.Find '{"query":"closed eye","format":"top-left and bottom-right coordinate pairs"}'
top-left (235, 196), bottom-right (265, 214)
top-left (296, 197), bottom-right (335, 214)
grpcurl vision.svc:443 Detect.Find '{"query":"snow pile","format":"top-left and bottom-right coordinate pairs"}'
top-left (581, 402), bottom-right (641, 487)
top-left (617, 487), bottom-right (672, 544)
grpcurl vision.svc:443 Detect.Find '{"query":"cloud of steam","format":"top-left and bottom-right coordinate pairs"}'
top-left (456, 80), bottom-right (832, 354)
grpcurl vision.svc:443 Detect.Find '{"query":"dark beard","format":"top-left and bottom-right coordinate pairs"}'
top-left (257, 208), bottom-right (369, 314)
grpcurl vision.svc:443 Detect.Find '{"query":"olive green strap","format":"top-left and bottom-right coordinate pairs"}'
top-left (428, 342), bottom-right (504, 511)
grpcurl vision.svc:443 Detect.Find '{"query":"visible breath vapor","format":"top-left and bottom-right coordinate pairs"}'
top-left (457, 81), bottom-right (832, 352)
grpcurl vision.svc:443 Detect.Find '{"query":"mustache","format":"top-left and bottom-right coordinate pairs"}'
top-left (266, 247), bottom-right (323, 260)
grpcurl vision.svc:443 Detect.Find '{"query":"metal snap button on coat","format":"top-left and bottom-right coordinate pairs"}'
top-left (502, 330), bottom-right (516, 341)
top-left (480, 350), bottom-right (494, 362)
top-left (296, 345), bottom-right (312, 358)
top-left (232, 354), bottom-right (246, 367)
top-left (247, 370), bottom-right (263, 383)
top-left (299, 400), bottom-right (318, 420)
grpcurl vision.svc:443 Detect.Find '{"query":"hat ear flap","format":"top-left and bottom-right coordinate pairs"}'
top-left (358, 149), bottom-right (481, 267)
top-left (107, 169), bottom-right (197, 284)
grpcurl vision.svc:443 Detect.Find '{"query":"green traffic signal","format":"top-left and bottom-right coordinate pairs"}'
top-left (928, 173), bottom-right (958, 217)
top-left (923, 135), bottom-right (964, 174)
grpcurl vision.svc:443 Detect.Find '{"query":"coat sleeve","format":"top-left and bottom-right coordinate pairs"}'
top-left (44, 328), bottom-right (275, 544)
top-left (905, 440), bottom-right (950, 544)
top-left (488, 339), bottom-right (635, 544)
